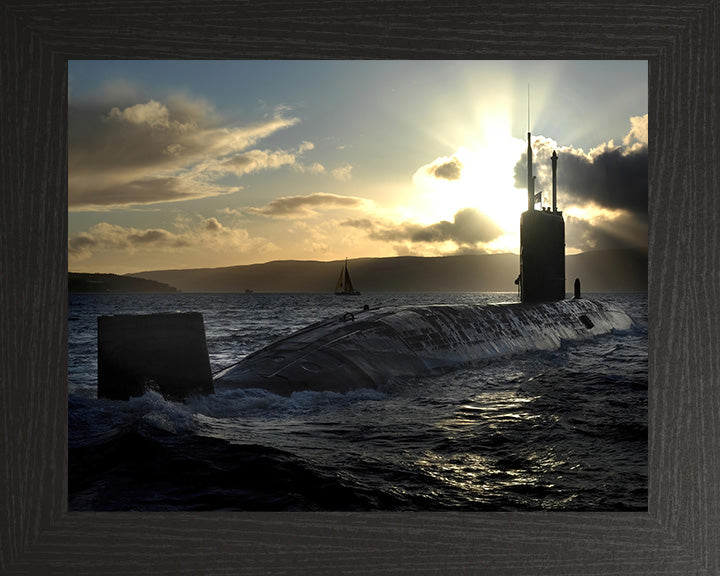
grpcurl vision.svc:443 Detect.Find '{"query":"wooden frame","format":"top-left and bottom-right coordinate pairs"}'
top-left (1, 1), bottom-right (718, 573)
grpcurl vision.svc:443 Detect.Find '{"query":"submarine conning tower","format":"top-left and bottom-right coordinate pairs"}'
top-left (520, 133), bottom-right (565, 302)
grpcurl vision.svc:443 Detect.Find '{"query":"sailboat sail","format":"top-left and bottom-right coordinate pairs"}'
top-left (344, 266), bottom-right (354, 293)
top-left (334, 268), bottom-right (345, 293)
top-left (334, 258), bottom-right (360, 295)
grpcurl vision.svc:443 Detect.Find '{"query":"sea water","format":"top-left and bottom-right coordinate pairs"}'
top-left (68, 292), bottom-right (647, 511)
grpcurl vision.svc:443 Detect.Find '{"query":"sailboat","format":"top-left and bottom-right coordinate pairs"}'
top-left (334, 258), bottom-right (360, 295)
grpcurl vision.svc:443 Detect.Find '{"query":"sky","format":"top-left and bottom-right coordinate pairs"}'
top-left (68, 60), bottom-right (648, 274)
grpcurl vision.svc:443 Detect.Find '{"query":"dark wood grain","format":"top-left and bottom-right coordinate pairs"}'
top-left (1, 1), bottom-right (718, 574)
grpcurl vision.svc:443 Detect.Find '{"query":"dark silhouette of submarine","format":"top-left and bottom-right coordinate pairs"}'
top-left (97, 133), bottom-right (635, 401)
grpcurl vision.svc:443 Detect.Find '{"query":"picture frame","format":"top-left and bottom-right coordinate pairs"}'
top-left (2, 1), bottom-right (717, 573)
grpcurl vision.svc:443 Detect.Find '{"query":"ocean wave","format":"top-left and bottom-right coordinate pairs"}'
top-left (68, 292), bottom-right (647, 511)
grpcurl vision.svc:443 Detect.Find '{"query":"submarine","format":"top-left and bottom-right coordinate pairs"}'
top-left (212, 133), bottom-right (635, 395)
top-left (97, 133), bottom-right (635, 401)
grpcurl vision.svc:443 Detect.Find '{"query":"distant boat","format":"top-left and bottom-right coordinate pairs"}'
top-left (334, 258), bottom-right (360, 295)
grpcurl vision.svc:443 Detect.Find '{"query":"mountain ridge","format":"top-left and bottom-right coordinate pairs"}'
top-left (124, 249), bottom-right (647, 294)
top-left (69, 272), bottom-right (179, 293)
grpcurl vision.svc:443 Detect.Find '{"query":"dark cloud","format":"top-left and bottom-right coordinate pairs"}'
top-left (411, 208), bottom-right (501, 244)
top-left (69, 97), bottom-right (298, 209)
top-left (68, 234), bottom-right (99, 254)
top-left (430, 158), bottom-right (463, 180)
top-left (68, 222), bottom-right (201, 263)
top-left (69, 102), bottom-right (202, 176)
top-left (554, 146), bottom-right (647, 214)
top-left (127, 229), bottom-right (175, 245)
top-left (342, 218), bottom-right (374, 229)
top-left (514, 143), bottom-right (649, 252)
top-left (565, 213), bottom-right (648, 252)
top-left (343, 207), bottom-right (502, 249)
top-left (204, 217), bottom-right (222, 231)
top-left (246, 193), bottom-right (367, 217)
top-left (68, 222), bottom-right (191, 256)
top-left (512, 117), bottom-right (648, 252)
top-left (513, 136), bottom-right (648, 216)
top-left (71, 177), bottom-right (200, 208)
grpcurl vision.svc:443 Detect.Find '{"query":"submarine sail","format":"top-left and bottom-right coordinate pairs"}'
top-left (519, 134), bottom-right (565, 302)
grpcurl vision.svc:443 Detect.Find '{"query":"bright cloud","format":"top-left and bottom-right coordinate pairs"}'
top-left (107, 100), bottom-right (172, 128)
top-left (623, 113), bottom-right (648, 150)
top-left (331, 164), bottom-right (353, 181)
top-left (222, 149), bottom-right (300, 176)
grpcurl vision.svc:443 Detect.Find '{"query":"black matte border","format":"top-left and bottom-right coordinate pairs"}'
top-left (1, 1), bottom-right (718, 574)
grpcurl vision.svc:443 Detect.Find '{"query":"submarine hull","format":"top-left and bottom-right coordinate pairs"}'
top-left (214, 299), bottom-right (635, 395)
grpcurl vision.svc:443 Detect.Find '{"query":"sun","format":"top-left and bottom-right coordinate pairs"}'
top-left (409, 133), bottom-right (528, 253)
top-left (454, 139), bottom-right (528, 230)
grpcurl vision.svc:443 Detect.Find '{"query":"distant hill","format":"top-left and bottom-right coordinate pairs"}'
top-left (130, 249), bottom-right (647, 294)
top-left (567, 248), bottom-right (648, 293)
top-left (69, 272), bottom-right (179, 293)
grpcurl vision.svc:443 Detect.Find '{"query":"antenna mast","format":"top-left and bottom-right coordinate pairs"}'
top-left (527, 83), bottom-right (533, 211)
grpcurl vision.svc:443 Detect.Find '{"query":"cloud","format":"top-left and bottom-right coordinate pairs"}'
top-left (287, 220), bottom-right (334, 255)
top-left (623, 113), bottom-right (648, 150)
top-left (515, 114), bottom-right (649, 251)
top-left (69, 176), bottom-right (238, 208)
top-left (411, 208), bottom-right (502, 244)
top-left (69, 95), bottom-right (301, 209)
top-left (429, 157), bottom-right (463, 181)
top-left (514, 116), bottom-right (648, 217)
top-left (298, 141), bottom-right (315, 153)
top-left (304, 163), bottom-right (327, 175)
top-left (204, 217), bottom-right (222, 231)
top-left (243, 193), bottom-right (370, 218)
top-left (342, 207), bottom-right (503, 251)
top-left (69, 222), bottom-right (189, 257)
top-left (331, 164), bottom-right (353, 181)
top-left (512, 115), bottom-right (648, 252)
top-left (219, 140), bottom-right (329, 178)
top-left (564, 211), bottom-right (648, 252)
top-left (127, 228), bottom-right (184, 245)
top-left (67, 233), bottom-right (99, 252)
top-left (107, 100), bottom-right (171, 128)
top-left (69, 217), bottom-right (271, 262)
top-left (416, 155), bottom-right (463, 182)
top-left (222, 149), bottom-right (299, 176)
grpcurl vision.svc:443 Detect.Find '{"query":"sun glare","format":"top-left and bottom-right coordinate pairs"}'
top-left (411, 130), bottom-right (528, 253)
